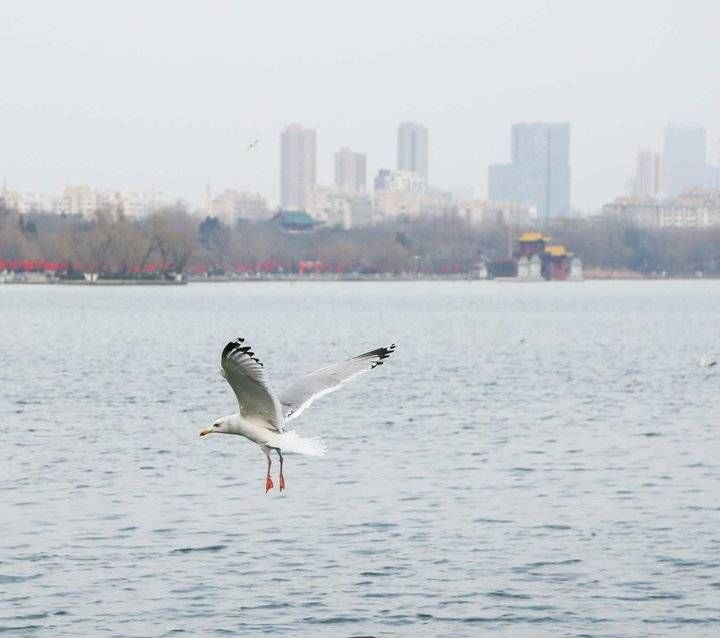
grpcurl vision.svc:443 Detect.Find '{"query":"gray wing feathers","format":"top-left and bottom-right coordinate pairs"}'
top-left (279, 344), bottom-right (396, 422)
top-left (221, 337), bottom-right (282, 431)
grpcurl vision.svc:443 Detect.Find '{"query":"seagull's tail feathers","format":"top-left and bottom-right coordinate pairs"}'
top-left (268, 430), bottom-right (327, 456)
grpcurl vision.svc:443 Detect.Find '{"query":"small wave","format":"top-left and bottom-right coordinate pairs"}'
top-left (487, 590), bottom-right (531, 600)
top-left (305, 615), bottom-right (365, 624)
top-left (433, 614), bottom-right (560, 624)
top-left (0, 573), bottom-right (42, 584)
top-left (656, 556), bottom-right (718, 568)
top-left (170, 545), bottom-right (227, 555)
top-left (353, 521), bottom-right (398, 530)
top-left (0, 626), bottom-right (44, 634)
top-left (518, 559), bottom-right (582, 570)
top-left (613, 593), bottom-right (683, 601)
top-left (644, 617), bottom-right (720, 625)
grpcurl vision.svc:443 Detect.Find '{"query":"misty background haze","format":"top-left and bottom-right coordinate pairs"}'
top-left (1, 0), bottom-right (719, 212)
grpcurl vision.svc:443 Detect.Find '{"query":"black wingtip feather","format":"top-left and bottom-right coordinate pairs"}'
top-left (221, 337), bottom-right (264, 367)
top-left (361, 343), bottom-right (397, 369)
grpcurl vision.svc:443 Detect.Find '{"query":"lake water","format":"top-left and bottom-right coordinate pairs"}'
top-left (2, 281), bottom-right (720, 637)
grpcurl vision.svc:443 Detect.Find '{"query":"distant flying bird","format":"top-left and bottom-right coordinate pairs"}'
top-left (700, 355), bottom-right (717, 368)
top-left (199, 337), bottom-right (397, 492)
top-left (247, 139), bottom-right (259, 151)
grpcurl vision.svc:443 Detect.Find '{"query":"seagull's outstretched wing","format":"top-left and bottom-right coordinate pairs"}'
top-left (279, 344), bottom-right (396, 423)
top-left (221, 338), bottom-right (282, 431)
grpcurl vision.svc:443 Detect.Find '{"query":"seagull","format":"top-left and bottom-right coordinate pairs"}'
top-left (199, 337), bottom-right (397, 492)
top-left (700, 355), bottom-right (717, 368)
top-left (247, 139), bottom-right (259, 152)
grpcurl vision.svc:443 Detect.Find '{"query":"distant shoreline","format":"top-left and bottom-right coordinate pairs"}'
top-left (1, 279), bottom-right (187, 286)
top-left (2, 274), bottom-right (718, 285)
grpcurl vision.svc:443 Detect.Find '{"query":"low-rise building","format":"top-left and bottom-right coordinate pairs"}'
top-left (273, 210), bottom-right (322, 233)
top-left (457, 199), bottom-right (535, 226)
top-left (602, 197), bottom-right (662, 227)
top-left (305, 187), bottom-right (376, 229)
top-left (373, 169), bottom-right (453, 221)
top-left (96, 190), bottom-right (166, 218)
top-left (305, 186), bottom-right (352, 229)
top-left (54, 185), bottom-right (97, 216)
top-left (48, 185), bottom-right (167, 218)
top-left (603, 189), bottom-right (720, 228)
top-left (0, 185), bottom-right (55, 215)
top-left (373, 188), bottom-right (422, 220)
top-left (349, 195), bottom-right (374, 227)
top-left (0, 187), bottom-right (25, 212)
top-left (209, 190), bottom-right (269, 225)
top-left (374, 168), bottom-right (426, 193)
top-left (658, 205), bottom-right (714, 228)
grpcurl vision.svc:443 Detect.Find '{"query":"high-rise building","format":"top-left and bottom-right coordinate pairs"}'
top-left (663, 124), bottom-right (717, 196)
top-left (632, 150), bottom-right (664, 199)
top-left (488, 122), bottom-right (570, 218)
top-left (397, 122), bottom-right (429, 183)
top-left (280, 124), bottom-right (316, 210)
top-left (334, 147), bottom-right (367, 193)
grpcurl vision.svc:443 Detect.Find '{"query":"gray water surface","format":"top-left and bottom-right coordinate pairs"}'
top-left (2, 281), bottom-right (719, 637)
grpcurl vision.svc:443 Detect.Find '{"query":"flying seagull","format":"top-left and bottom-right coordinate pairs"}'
top-left (700, 355), bottom-right (717, 368)
top-left (199, 337), bottom-right (397, 492)
top-left (247, 139), bottom-right (259, 151)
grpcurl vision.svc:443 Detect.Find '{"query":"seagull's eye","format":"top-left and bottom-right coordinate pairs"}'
top-left (213, 423), bottom-right (220, 428)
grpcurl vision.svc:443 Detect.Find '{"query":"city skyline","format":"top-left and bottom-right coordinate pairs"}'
top-left (3, 118), bottom-right (720, 218)
top-left (2, 2), bottom-right (719, 214)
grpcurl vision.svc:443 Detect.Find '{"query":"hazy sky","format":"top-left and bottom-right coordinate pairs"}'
top-left (1, 0), bottom-right (719, 212)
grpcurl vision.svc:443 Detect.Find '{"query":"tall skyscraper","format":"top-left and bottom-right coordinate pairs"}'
top-left (663, 124), bottom-right (715, 196)
top-left (397, 122), bottom-right (429, 183)
top-left (280, 124), bottom-right (316, 210)
top-left (488, 122), bottom-right (570, 218)
top-left (633, 149), bottom-right (664, 199)
top-left (334, 147), bottom-right (367, 193)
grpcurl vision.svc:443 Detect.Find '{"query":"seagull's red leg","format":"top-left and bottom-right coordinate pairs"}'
top-left (279, 450), bottom-right (286, 492)
top-left (265, 456), bottom-right (274, 492)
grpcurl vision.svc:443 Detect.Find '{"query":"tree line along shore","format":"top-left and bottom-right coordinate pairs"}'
top-left (2, 202), bottom-right (720, 279)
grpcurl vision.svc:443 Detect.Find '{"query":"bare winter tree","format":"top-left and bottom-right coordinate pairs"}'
top-left (112, 218), bottom-right (154, 274)
top-left (148, 206), bottom-right (195, 273)
top-left (71, 212), bottom-right (118, 274)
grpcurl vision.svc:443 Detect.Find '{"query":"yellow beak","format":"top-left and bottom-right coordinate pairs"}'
top-left (199, 428), bottom-right (213, 437)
